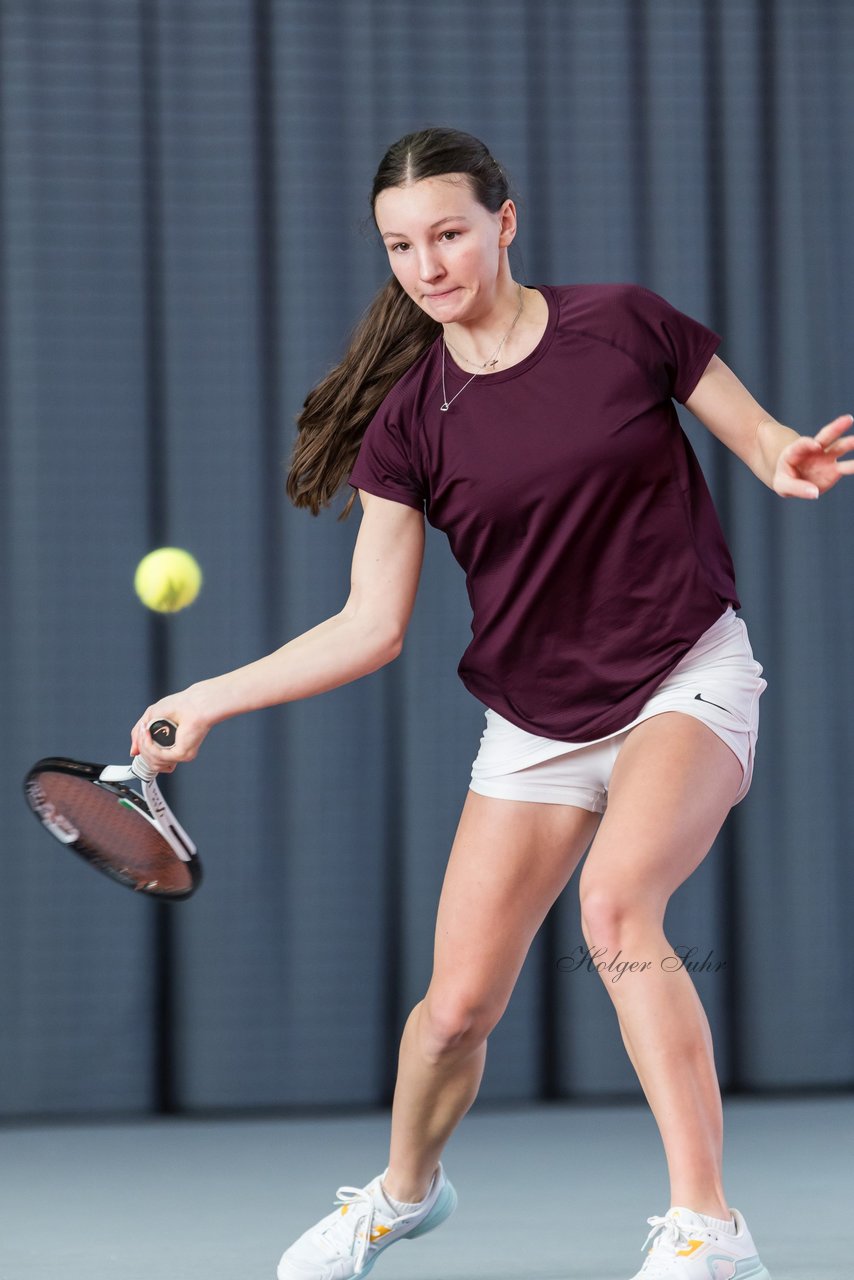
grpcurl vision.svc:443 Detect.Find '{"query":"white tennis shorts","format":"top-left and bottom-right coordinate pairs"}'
top-left (469, 606), bottom-right (768, 812)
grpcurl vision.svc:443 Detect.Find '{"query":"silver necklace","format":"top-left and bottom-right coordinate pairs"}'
top-left (440, 283), bottom-right (524, 412)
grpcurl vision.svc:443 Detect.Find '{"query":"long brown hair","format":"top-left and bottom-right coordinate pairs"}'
top-left (284, 127), bottom-right (513, 520)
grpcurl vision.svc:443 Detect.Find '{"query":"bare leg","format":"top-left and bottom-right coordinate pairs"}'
top-left (382, 787), bottom-right (601, 1202)
top-left (594, 922), bottom-right (727, 1216)
top-left (382, 1001), bottom-right (486, 1201)
top-left (578, 712), bottom-right (744, 1220)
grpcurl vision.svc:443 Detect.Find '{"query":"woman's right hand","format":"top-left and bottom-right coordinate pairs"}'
top-left (130, 685), bottom-right (213, 774)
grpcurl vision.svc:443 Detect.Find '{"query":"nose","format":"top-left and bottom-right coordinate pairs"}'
top-left (416, 247), bottom-right (445, 284)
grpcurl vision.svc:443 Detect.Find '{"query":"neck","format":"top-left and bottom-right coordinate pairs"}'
top-left (442, 280), bottom-right (525, 365)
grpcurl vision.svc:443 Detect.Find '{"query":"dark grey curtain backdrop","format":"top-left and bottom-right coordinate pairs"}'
top-left (1, 0), bottom-right (852, 1119)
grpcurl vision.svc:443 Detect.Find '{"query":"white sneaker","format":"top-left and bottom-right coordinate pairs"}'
top-left (276, 1161), bottom-right (457, 1280)
top-left (629, 1205), bottom-right (772, 1278)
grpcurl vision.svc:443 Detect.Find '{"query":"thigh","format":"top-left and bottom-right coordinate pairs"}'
top-left (426, 788), bottom-right (601, 1027)
top-left (619, 607), bottom-right (767, 810)
top-left (579, 710), bottom-right (743, 918)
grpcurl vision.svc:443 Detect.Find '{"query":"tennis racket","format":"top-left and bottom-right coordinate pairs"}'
top-left (22, 719), bottom-right (201, 899)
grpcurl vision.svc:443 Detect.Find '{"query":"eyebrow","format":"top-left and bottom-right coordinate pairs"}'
top-left (380, 216), bottom-right (469, 240)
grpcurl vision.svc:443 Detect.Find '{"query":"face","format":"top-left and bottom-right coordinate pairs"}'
top-left (374, 174), bottom-right (515, 320)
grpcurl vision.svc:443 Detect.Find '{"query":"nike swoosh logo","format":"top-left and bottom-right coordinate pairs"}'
top-left (694, 692), bottom-right (733, 715)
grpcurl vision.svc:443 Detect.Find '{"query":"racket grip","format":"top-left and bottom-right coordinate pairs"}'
top-left (130, 718), bottom-right (178, 782)
top-left (148, 718), bottom-right (178, 748)
top-left (131, 755), bottom-right (157, 782)
top-left (128, 721), bottom-right (177, 778)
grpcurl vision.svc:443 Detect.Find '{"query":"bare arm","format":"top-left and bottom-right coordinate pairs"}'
top-left (188, 489), bottom-right (425, 724)
top-left (682, 354), bottom-right (800, 488)
top-left (683, 354), bottom-right (854, 495)
top-left (131, 489), bottom-right (426, 767)
top-left (188, 610), bottom-right (398, 726)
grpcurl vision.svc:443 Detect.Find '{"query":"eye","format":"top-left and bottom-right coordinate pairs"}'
top-left (390, 231), bottom-right (461, 253)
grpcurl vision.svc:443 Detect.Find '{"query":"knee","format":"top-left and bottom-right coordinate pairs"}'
top-left (418, 990), bottom-right (500, 1059)
top-left (578, 879), bottom-right (660, 950)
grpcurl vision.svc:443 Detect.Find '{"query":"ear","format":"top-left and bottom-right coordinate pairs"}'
top-left (497, 198), bottom-right (517, 247)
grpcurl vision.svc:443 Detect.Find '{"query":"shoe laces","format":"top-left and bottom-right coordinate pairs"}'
top-left (316, 1182), bottom-right (392, 1273)
top-left (638, 1213), bottom-right (698, 1273)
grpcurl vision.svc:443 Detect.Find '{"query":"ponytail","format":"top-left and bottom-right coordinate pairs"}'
top-left (285, 274), bottom-right (440, 520)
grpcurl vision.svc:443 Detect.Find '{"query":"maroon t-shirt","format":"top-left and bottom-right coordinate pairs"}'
top-left (347, 282), bottom-right (739, 742)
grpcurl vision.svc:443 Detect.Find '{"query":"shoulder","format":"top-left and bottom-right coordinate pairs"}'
top-left (548, 280), bottom-right (672, 326)
top-left (549, 279), bottom-right (711, 354)
top-left (544, 281), bottom-right (675, 367)
top-left (545, 281), bottom-right (720, 401)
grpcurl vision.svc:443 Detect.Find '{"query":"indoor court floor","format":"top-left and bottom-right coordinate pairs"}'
top-left (1, 1093), bottom-right (850, 1279)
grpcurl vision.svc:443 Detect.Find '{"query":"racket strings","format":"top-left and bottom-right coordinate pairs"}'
top-left (31, 770), bottom-right (193, 894)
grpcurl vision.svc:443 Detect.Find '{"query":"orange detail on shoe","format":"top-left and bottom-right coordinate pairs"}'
top-left (676, 1239), bottom-right (704, 1257)
top-left (354, 1224), bottom-right (393, 1245)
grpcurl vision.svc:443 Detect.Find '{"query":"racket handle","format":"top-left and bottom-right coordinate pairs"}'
top-left (148, 718), bottom-right (178, 748)
top-left (130, 755), bottom-right (157, 782)
top-left (129, 718), bottom-right (178, 782)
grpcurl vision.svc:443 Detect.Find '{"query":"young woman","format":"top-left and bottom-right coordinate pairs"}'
top-left (131, 127), bottom-right (853, 1280)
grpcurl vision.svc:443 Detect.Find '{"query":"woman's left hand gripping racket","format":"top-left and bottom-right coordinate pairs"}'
top-left (22, 719), bottom-right (201, 899)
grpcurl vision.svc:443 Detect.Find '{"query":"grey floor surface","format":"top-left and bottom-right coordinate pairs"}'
top-left (0, 1094), bottom-right (851, 1279)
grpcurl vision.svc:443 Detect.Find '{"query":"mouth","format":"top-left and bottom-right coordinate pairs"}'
top-left (425, 288), bottom-right (459, 299)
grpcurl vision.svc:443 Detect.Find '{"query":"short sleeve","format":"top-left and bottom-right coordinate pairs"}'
top-left (347, 397), bottom-right (425, 512)
top-left (617, 284), bottom-right (723, 405)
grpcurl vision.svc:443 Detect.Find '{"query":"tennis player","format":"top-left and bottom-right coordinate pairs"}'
top-left (131, 127), bottom-right (854, 1279)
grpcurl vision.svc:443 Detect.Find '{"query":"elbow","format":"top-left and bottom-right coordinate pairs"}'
top-left (381, 627), bottom-right (407, 665)
top-left (345, 609), bottom-right (403, 663)
top-left (384, 630), bottom-right (405, 661)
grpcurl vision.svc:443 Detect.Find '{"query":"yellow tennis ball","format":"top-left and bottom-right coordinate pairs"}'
top-left (134, 547), bottom-right (202, 613)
